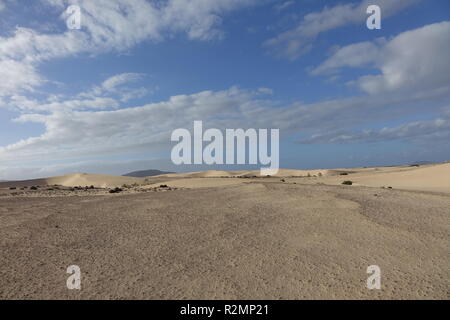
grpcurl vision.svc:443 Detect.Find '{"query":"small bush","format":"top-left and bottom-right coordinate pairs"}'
top-left (109, 187), bottom-right (123, 194)
top-left (342, 181), bottom-right (353, 185)
top-left (318, 172), bottom-right (323, 177)
top-left (30, 186), bottom-right (38, 190)
top-left (159, 184), bottom-right (168, 188)
top-left (9, 187), bottom-right (16, 190)
top-left (280, 179), bottom-right (285, 182)
top-left (340, 172), bottom-right (349, 176)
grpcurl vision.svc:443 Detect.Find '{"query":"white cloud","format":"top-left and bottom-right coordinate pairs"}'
top-left (264, 0), bottom-right (419, 60)
top-left (311, 41), bottom-right (382, 75)
top-left (274, 1), bottom-right (294, 12)
top-left (5, 72), bottom-right (152, 112)
top-left (9, 95), bottom-right (119, 112)
top-left (0, 87), bottom-right (275, 162)
top-left (2, 79), bottom-right (449, 164)
top-left (101, 73), bottom-right (144, 92)
top-left (0, 0), bottom-right (14, 12)
top-left (79, 73), bottom-right (152, 102)
top-left (0, 0), bottom-right (259, 97)
top-left (0, 60), bottom-right (43, 96)
top-left (298, 117), bottom-right (450, 144)
top-left (313, 21), bottom-right (450, 95)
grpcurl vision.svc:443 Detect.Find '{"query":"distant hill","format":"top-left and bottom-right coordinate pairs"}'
top-left (409, 161), bottom-right (435, 166)
top-left (122, 169), bottom-right (175, 178)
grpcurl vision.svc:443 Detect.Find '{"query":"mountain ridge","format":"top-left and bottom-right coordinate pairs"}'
top-left (122, 169), bottom-right (175, 178)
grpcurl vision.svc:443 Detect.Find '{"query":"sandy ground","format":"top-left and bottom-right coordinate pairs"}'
top-left (0, 164), bottom-right (449, 299)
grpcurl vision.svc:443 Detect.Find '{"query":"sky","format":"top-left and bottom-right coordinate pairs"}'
top-left (0, 0), bottom-right (449, 180)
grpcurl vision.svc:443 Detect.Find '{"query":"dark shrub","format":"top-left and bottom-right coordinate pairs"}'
top-left (109, 187), bottom-right (123, 194)
top-left (159, 184), bottom-right (168, 188)
top-left (9, 187), bottom-right (16, 190)
top-left (342, 181), bottom-right (353, 185)
top-left (340, 172), bottom-right (349, 176)
top-left (30, 186), bottom-right (38, 190)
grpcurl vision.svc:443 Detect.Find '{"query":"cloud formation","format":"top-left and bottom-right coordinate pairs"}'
top-left (313, 21), bottom-right (450, 95)
top-left (264, 0), bottom-right (419, 60)
top-left (298, 117), bottom-right (450, 144)
top-left (0, 0), bottom-right (259, 97)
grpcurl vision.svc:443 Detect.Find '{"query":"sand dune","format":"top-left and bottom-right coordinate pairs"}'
top-left (321, 163), bottom-right (450, 193)
top-left (187, 170), bottom-right (235, 178)
top-left (149, 163), bottom-right (450, 193)
top-left (0, 173), bottom-right (144, 189)
top-left (161, 168), bottom-right (330, 178)
top-left (1, 162), bottom-right (449, 193)
top-left (228, 168), bottom-right (329, 177)
top-left (261, 168), bottom-right (329, 177)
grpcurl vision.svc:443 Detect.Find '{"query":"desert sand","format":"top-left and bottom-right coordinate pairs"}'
top-left (0, 163), bottom-right (449, 299)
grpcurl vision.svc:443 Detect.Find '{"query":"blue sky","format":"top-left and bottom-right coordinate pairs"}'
top-left (0, 0), bottom-right (449, 179)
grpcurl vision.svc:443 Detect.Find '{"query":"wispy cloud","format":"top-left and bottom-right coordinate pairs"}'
top-left (298, 117), bottom-right (450, 144)
top-left (264, 0), bottom-right (419, 60)
top-left (274, 1), bottom-right (294, 12)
